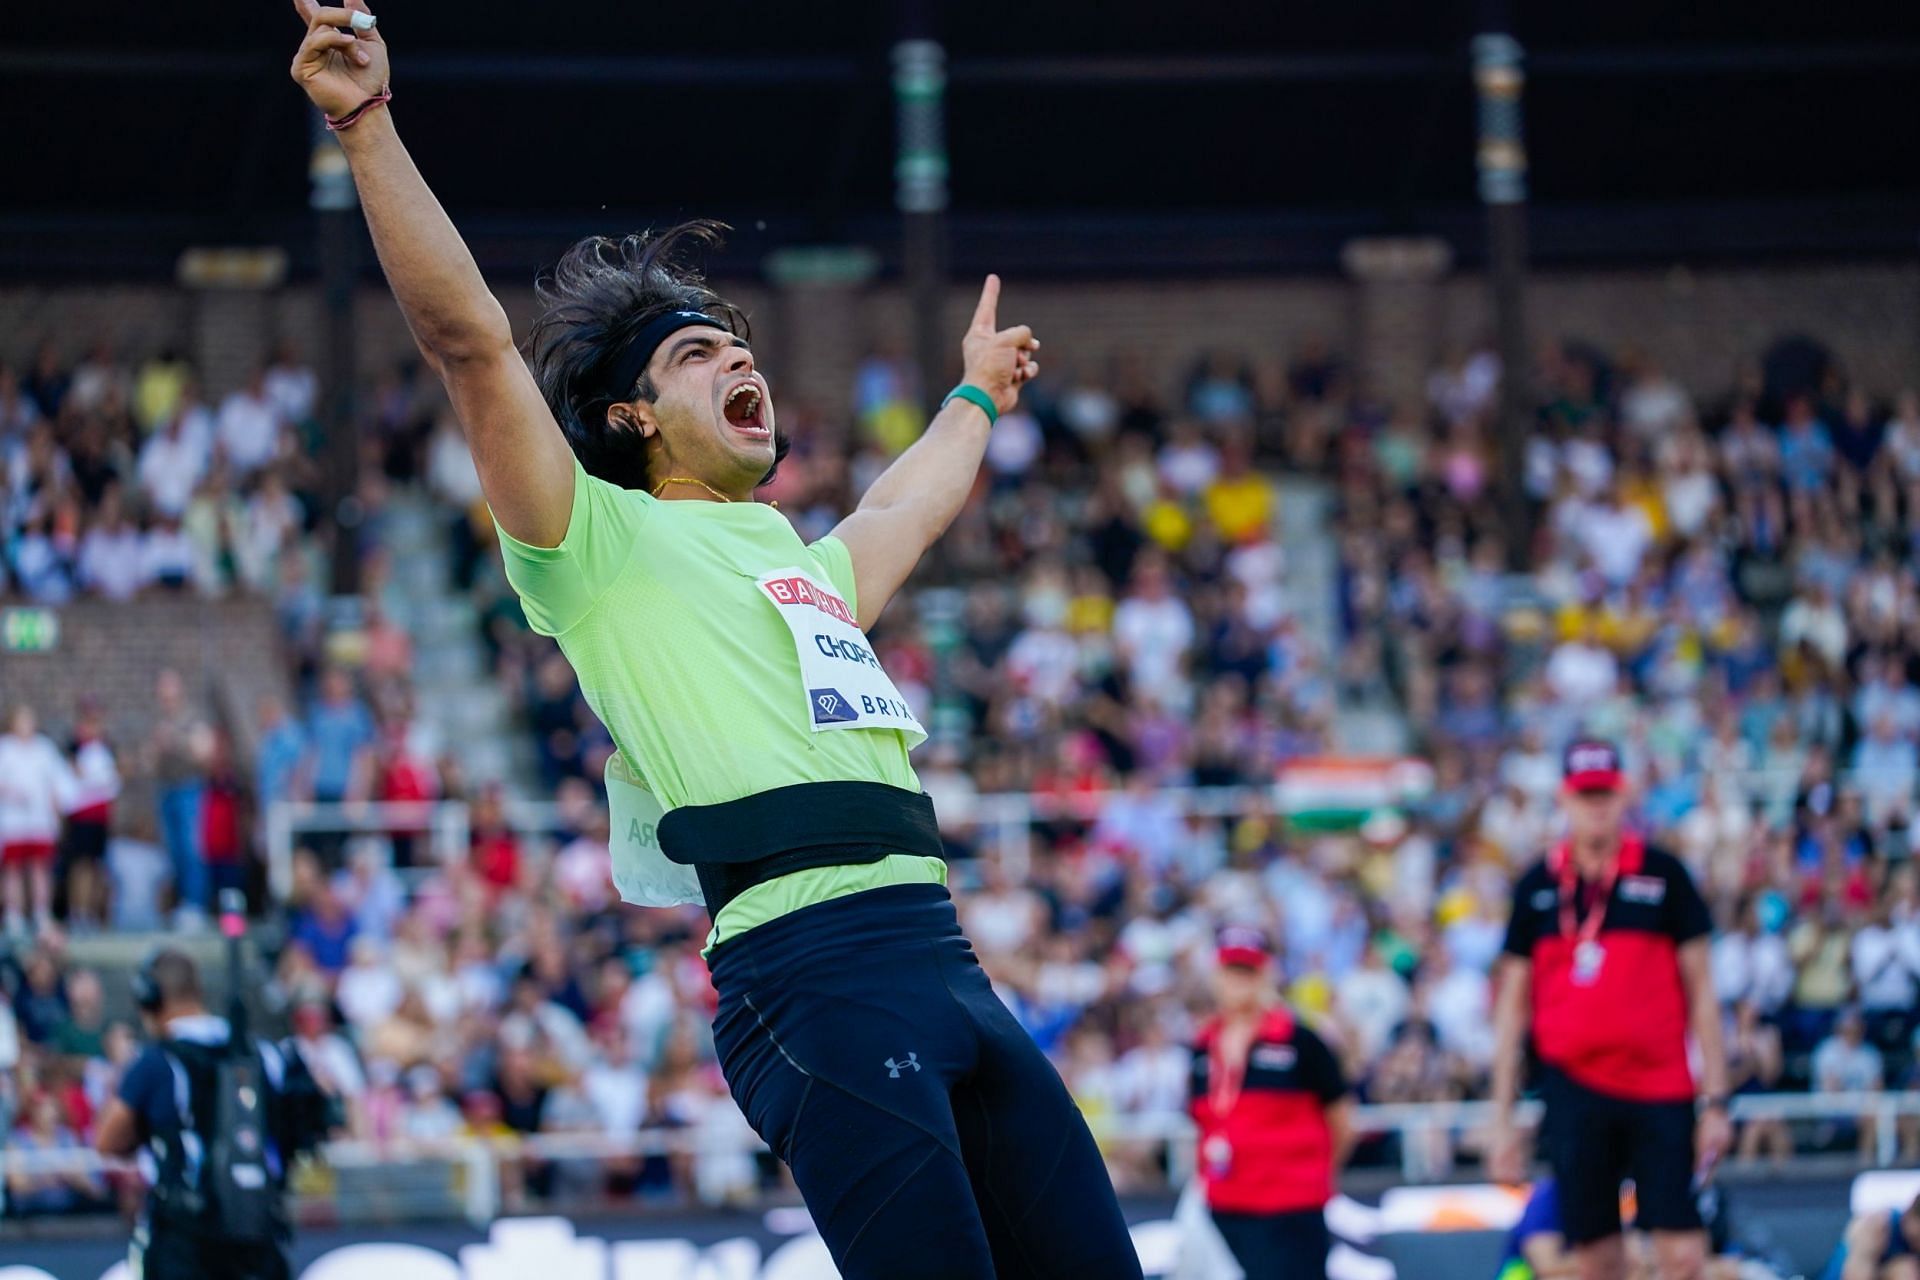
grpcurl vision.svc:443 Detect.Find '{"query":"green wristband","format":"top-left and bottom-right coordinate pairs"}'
top-left (942, 383), bottom-right (998, 425)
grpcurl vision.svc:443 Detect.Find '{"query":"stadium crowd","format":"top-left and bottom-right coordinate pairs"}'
top-left (4, 320), bottom-right (1920, 1214)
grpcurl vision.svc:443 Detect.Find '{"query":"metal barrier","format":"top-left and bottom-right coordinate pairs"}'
top-left (9, 1092), bottom-right (1920, 1225)
top-left (265, 782), bottom-right (1294, 898)
top-left (263, 767), bottom-right (1873, 896)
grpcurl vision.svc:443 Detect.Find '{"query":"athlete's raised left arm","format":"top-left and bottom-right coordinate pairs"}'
top-left (831, 275), bottom-right (1038, 631)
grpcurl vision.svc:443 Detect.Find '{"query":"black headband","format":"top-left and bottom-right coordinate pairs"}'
top-left (596, 310), bottom-right (732, 404)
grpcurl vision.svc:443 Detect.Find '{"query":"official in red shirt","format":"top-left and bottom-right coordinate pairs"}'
top-left (1190, 926), bottom-right (1354, 1280)
top-left (1490, 739), bottom-right (1732, 1280)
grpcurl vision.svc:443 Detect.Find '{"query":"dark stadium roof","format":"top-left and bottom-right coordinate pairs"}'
top-left (6, 1), bottom-right (1920, 278)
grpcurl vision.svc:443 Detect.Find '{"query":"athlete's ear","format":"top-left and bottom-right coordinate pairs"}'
top-left (607, 400), bottom-right (658, 441)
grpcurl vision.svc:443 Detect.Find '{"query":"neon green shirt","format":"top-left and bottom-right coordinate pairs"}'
top-left (497, 459), bottom-right (943, 946)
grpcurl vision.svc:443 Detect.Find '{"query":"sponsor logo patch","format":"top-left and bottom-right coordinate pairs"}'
top-left (763, 574), bottom-right (857, 627)
top-left (810, 688), bottom-right (859, 724)
top-left (1251, 1044), bottom-right (1298, 1071)
top-left (1620, 874), bottom-right (1667, 904)
top-left (1532, 888), bottom-right (1558, 910)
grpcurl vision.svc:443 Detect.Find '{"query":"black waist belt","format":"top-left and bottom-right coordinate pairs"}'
top-left (657, 781), bottom-right (943, 917)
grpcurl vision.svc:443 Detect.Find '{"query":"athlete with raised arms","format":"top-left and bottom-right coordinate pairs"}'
top-left (288, 3), bottom-right (1142, 1276)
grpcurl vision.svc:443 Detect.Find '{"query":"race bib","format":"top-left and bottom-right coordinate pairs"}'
top-left (756, 568), bottom-right (927, 747)
top-left (604, 751), bottom-right (703, 908)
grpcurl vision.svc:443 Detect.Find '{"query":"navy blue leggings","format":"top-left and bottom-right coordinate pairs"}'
top-left (710, 882), bottom-right (1142, 1280)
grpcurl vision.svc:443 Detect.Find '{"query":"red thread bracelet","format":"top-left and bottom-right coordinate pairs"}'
top-left (325, 86), bottom-right (392, 132)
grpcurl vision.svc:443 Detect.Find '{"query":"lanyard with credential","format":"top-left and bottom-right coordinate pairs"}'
top-left (1558, 848), bottom-right (1618, 985)
top-left (1208, 1026), bottom-right (1250, 1119)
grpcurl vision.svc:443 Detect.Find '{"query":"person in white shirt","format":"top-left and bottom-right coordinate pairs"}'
top-left (0, 705), bottom-right (76, 934)
top-left (76, 501), bottom-right (147, 600)
top-left (1424, 949), bottom-right (1494, 1071)
top-left (1852, 900), bottom-right (1920, 1044)
top-left (62, 700), bottom-right (120, 930)
top-left (1156, 420), bottom-right (1220, 497)
top-left (1659, 434), bottom-right (1720, 541)
top-left (1110, 1016), bottom-right (1190, 1119)
top-left (581, 1021), bottom-right (650, 1138)
top-left (1334, 943), bottom-right (1411, 1063)
top-left (1710, 897), bottom-right (1795, 1016)
top-left (1544, 626), bottom-right (1620, 709)
top-left (262, 342), bottom-right (318, 426)
top-left (135, 415), bottom-right (208, 518)
top-left (138, 517), bottom-right (196, 592)
top-left (66, 341), bottom-right (128, 415)
top-left (1112, 553), bottom-right (1196, 707)
top-left (1618, 355), bottom-right (1695, 442)
top-left (1780, 583), bottom-right (1850, 673)
top-left (336, 937), bottom-right (406, 1032)
top-left (1578, 489), bottom-right (1654, 588)
top-left (217, 369), bottom-right (284, 477)
top-left (234, 471), bottom-right (305, 593)
top-left (1812, 1009), bottom-right (1886, 1160)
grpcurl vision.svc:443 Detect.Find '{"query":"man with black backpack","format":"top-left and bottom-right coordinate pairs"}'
top-left (94, 914), bottom-right (332, 1280)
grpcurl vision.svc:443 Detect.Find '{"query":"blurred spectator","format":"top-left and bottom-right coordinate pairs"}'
top-left (1813, 1008), bottom-right (1885, 1159)
top-left (135, 410), bottom-right (208, 518)
top-left (6, 1092), bottom-right (106, 1215)
top-left (132, 347), bottom-right (192, 433)
top-left (59, 699), bottom-right (119, 929)
top-left (307, 667), bottom-right (375, 811)
top-left (217, 366), bottom-right (284, 478)
top-left (288, 873), bottom-right (358, 976)
top-left (145, 668), bottom-right (210, 925)
top-left (76, 489), bottom-right (143, 600)
top-left (262, 341), bottom-right (317, 426)
top-left (13, 947), bottom-right (70, 1045)
top-left (254, 693), bottom-right (307, 827)
top-left (47, 969), bottom-right (107, 1063)
top-left (200, 728), bottom-right (249, 903)
top-left (0, 705), bottom-right (75, 934)
top-left (851, 341), bottom-right (922, 456)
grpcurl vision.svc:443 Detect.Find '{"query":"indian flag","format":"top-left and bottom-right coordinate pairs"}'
top-left (1277, 757), bottom-right (1433, 832)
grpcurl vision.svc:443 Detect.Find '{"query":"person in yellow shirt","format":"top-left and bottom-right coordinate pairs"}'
top-left (1204, 436), bottom-right (1277, 545)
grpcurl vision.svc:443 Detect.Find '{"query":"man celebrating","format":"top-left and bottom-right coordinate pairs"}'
top-left (287, 5), bottom-right (1140, 1277)
top-left (1490, 740), bottom-right (1732, 1280)
top-left (1190, 926), bottom-right (1355, 1279)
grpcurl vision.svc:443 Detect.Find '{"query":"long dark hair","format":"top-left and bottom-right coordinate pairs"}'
top-left (527, 220), bottom-right (785, 491)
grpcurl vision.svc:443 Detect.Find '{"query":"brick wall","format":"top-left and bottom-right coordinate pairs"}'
top-left (2, 258), bottom-right (1915, 411)
top-left (0, 599), bottom-right (292, 835)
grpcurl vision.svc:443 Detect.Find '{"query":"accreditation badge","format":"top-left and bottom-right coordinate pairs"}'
top-left (756, 567), bottom-right (928, 746)
top-left (1571, 938), bottom-right (1607, 986)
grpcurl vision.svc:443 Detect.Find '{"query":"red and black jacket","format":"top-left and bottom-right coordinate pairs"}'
top-left (1189, 1006), bottom-right (1347, 1214)
top-left (1502, 835), bottom-right (1712, 1103)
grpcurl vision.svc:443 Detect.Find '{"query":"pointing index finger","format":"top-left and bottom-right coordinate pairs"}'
top-left (970, 274), bottom-right (1000, 334)
top-left (291, 0), bottom-right (321, 22)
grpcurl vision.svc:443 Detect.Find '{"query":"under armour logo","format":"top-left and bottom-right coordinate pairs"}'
top-left (884, 1052), bottom-right (921, 1078)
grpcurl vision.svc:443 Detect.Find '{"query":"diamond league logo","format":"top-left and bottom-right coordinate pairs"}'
top-left (809, 688), bottom-right (859, 724)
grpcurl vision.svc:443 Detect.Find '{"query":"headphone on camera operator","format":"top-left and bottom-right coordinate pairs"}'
top-left (95, 892), bottom-right (335, 1280)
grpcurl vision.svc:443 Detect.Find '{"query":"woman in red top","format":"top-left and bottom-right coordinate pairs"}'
top-left (1190, 926), bottom-right (1355, 1280)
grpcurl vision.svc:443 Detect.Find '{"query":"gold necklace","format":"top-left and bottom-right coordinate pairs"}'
top-left (650, 476), bottom-right (734, 502)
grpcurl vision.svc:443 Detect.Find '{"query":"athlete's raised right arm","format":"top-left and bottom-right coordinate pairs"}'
top-left (289, 0), bottom-right (575, 547)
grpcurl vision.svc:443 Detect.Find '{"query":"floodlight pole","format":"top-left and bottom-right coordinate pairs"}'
top-left (894, 3), bottom-right (950, 418)
top-left (1473, 21), bottom-right (1533, 572)
top-left (310, 111), bottom-right (363, 596)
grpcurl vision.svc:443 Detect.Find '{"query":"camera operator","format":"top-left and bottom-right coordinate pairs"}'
top-left (94, 938), bottom-right (332, 1280)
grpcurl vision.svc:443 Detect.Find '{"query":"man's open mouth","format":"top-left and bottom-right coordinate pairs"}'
top-left (723, 382), bottom-right (770, 438)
